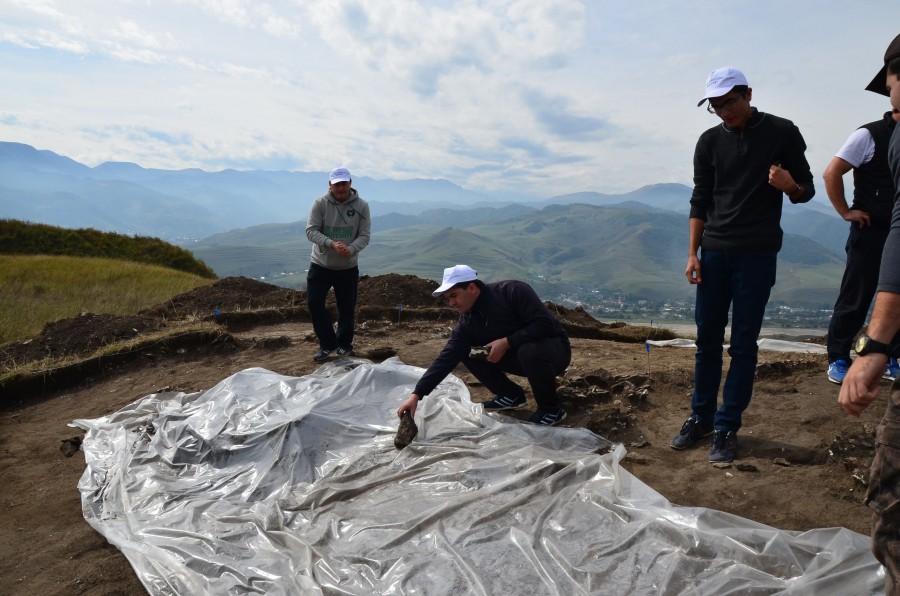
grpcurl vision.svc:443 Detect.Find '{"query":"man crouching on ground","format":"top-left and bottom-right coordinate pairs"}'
top-left (396, 264), bottom-right (571, 426)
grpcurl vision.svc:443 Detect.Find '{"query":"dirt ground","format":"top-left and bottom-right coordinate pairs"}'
top-left (0, 275), bottom-right (887, 595)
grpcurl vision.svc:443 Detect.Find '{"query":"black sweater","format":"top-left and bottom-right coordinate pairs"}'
top-left (689, 108), bottom-right (815, 253)
top-left (413, 280), bottom-right (568, 398)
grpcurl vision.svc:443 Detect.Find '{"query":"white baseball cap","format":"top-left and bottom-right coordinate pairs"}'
top-left (432, 264), bottom-right (478, 296)
top-left (697, 67), bottom-right (749, 106)
top-left (329, 167), bottom-right (351, 183)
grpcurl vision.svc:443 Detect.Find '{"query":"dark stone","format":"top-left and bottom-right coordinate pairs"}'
top-left (394, 411), bottom-right (418, 449)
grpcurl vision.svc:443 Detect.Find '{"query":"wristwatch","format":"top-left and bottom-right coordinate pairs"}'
top-left (854, 334), bottom-right (891, 356)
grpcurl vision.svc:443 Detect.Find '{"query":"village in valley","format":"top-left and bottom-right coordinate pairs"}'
top-left (559, 290), bottom-right (833, 332)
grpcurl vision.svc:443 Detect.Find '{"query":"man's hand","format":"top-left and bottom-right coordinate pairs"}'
top-left (332, 241), bottom-right (352, 257)
top-left (768, 164), bottom-right (798, 195)
top-left (844, 209), bottom-right (872, 228)
top-left (397, 394), bottom-right (420, 419)
top-left (839, 354), bottom-right (888, 417)
top-left (484, 337), bottom-right (510, 363)
top-left (685, 255), bottom-right (702, 285)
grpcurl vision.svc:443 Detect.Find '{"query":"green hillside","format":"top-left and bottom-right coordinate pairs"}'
top-left (184, 203), bottom-right (845, 312)
top-left (467, 205), bottom-right (688, 297)
top-left (0, 219), bottom-right (217, 278)
top-left (0, 255), bottom-right (215, 344)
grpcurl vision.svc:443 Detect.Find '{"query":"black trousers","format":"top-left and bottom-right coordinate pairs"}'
top-left (827, 223), bottom-right (890, 363)
top-left (461, 336), bottom-right (571, 410)
top-left (306, 263), bottom-right (359, 351)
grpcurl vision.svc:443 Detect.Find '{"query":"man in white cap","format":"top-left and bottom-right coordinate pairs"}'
top-left (305, 167), bottom-right (370, 361)
top-left (671, 67), bottom-right (815, 463)
top-left (839, 32), bottom-right (900, 594)
top-left (396, 265), bottom-right (571, 426)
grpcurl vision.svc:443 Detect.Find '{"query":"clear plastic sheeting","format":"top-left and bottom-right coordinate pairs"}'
top-left (72, 359), bottom-right (882, 595)
top-left (647, 338), bottom-right (827, 354)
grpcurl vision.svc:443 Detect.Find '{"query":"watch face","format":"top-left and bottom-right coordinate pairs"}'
top-left (855, 335), bottom-right (889, 355)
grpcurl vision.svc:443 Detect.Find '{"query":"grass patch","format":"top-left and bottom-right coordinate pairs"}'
top-left (0, 255), bottom-right (216, 344)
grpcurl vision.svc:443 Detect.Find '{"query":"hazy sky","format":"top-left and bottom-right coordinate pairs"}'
top-left (1, 1), bottom-right (897, 198)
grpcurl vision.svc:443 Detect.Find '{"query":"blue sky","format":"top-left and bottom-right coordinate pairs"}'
top-left (1, 1), bottom-right (897, 198)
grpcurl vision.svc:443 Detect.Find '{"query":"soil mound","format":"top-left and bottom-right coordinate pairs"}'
top-left (1, 313), bottom-right (166, 367)
top-left (141, 276), bottom-right (305, 318)
top-left (357, 273), bottom-right (443, 308)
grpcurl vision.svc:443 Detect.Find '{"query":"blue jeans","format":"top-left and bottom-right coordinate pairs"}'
top-left (692, 250), bottom-right (777, 432)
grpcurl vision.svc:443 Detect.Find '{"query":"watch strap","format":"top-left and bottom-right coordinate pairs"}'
top-left (858, 334), bottom-right (891, 355)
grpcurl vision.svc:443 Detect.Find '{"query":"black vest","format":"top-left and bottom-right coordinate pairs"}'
top-left (853, 111), bottom-right (897, 227)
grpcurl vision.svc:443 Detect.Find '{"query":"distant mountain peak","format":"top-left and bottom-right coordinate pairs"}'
top-left (94, 161), bottom-right (147, 172)
top-left (0, 141), bottom-right (88, 174)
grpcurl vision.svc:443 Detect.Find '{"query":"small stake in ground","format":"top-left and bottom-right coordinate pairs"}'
top-left (645, 319), bottom-right (661, 378)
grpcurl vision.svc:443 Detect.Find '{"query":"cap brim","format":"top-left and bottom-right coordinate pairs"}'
top-left (432, 282), bottom-right (455, 297)
top-left (865, 64), bottom-right (890, 96)
top-left (330, 178), bottom-right (351, 184)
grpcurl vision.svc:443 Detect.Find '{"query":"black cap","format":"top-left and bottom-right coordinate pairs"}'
top-left (866, 33), bottom-right (900, 96)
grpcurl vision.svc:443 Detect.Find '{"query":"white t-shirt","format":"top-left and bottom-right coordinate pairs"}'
top-left (835, 127), bottom-right (876, 168)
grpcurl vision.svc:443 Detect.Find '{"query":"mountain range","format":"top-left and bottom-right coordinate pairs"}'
top-left (0, 141), bottom-right (851, 309)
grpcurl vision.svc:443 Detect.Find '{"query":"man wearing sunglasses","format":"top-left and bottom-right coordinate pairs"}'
top-left (671, 67), bottom-right (815, 463)
top-left (305, 167), bottom-right (371, 362)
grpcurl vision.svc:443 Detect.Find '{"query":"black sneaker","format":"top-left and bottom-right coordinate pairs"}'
top-left (313, 349), bottom-right (333, 362)
top-left (670, 415), bottom-right (713, 450)
top-left (336, 347), bottom-right (355, 357)
top-left (528, 408), bottom-right (567, 426)
top-left (482, 394), bottom-right (527, 411)
top-left (709, 430), bottom-right (738, 463)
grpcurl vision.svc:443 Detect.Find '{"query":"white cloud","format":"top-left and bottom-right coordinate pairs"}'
top-left (8, 0), bottom-right (68, 21)
top-left (301, 0), bottom-right (584, 88)
top-left (30, 28), bottom-right (89, 53)
top-left (0, 0), bottom-right (897, 197)
top-left (110, 19), bottom-right (170, 50)
top-left (178, 0), bottom-right (251, 27)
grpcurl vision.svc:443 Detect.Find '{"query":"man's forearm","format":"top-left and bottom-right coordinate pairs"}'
top-left (823, 157), bottom-right (853, 217)
top-left (866, 292), bottom-right (900, 343)
top-left (688, 218), bottom-right (704, 256)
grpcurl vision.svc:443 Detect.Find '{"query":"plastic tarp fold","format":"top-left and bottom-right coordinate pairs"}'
top-left (646, 338), bottom-right (826, 354)
top-left (72, 359), bottom-right (882, 595)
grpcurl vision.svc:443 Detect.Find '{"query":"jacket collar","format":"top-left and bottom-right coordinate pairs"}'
top-left (464, 282), bottom-right (494, 320)
top-left (722, 107), bottom-right (765, 133)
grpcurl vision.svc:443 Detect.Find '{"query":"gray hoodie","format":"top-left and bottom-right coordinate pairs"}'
top-left (305, 188), bottom-right (371, 270)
